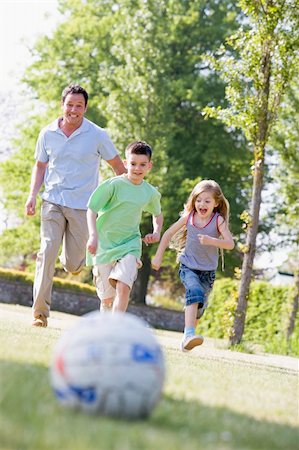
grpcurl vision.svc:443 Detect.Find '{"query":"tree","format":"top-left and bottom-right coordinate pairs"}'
top-left (204, 0), bottom-right (299, 343)
top-left (1, 0), bottom-right (250, 301)
top-left (271, 81), bottom-right (299, 340)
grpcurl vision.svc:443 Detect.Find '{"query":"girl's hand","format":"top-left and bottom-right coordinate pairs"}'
top-left (198, 234), bottom-right (214, 246)
top-left (87, 235), bottom-right (98, 255)
top-left (151, 255), bottom-right (162, 271)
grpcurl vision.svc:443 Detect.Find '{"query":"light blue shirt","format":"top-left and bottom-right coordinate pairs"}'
top-left (35, 118), bottom-right (119, 210)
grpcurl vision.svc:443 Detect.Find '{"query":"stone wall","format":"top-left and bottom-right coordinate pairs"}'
top-left (0, 278), bottom-right (184, 332)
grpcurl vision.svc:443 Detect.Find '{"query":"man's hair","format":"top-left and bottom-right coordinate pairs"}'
top-left (125, 141), bottom-right (152, 160)
top-left (61, 84), bottom-right (89, 106)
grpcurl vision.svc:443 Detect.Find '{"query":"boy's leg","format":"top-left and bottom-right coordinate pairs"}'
top-left (92, 265), bottom-right (116, 312)
top-left (109, 254), bottom-right (139, 313)
top-left (59, 206), bottom-right (89, 275)
top-left (32, 201), bottom-right (65, 323)
top-left (113, 281), bottom-right (131, 312)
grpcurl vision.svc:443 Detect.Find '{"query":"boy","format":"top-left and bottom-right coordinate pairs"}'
top-left (86, 141), bottom-right (163, 312)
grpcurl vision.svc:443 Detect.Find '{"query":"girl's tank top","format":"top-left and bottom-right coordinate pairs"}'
top-left (179, 211), bottom-right (221, 271)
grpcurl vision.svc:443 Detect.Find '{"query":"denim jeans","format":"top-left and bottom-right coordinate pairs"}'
top-left (179, 264), bottom-right (216, 318)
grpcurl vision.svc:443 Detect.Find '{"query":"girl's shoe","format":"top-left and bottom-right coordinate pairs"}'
top-left (181, 334), bottom-right (204, 352)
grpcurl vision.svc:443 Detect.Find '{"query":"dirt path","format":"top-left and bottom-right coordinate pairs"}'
top-left (1, 303), bottom-right (298, 374)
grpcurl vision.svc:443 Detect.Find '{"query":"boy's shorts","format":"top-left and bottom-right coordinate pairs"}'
top-left (179, 264), bottom-right (216, 319)
top-left (92, 254), bottom-right (142, 300)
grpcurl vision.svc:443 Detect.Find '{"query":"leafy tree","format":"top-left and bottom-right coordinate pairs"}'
top-left (204, 0), bottom-right (299, 343)
top-left (0, 0), bottom-right (250, 302)
top-left (271, 81), bottom-right (299, 340)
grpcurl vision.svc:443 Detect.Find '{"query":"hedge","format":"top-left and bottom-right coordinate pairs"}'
top-left (200, 278), bottom-right (298, 356)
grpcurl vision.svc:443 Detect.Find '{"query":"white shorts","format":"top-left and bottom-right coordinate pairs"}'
top-left (92, 254), bottom-right (142, 300)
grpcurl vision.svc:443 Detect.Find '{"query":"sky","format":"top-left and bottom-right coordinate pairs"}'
top-left (0, 0), bottom-right (60, 92)
top-left (0, 0), bottom-right (291, 272)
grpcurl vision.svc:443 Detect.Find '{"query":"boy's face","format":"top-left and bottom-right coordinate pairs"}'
top-left (124, 153), bottom-right (152, 185)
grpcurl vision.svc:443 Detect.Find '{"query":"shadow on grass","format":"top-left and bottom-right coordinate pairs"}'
top-left (0, 359), bottom-right (297, 450)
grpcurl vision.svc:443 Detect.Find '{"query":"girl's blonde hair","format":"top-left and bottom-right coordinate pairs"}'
top-left (170, 180), bottom-right (231, 259)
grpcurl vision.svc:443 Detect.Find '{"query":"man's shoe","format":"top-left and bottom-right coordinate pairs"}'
top-left (32, 315), bottom-right (48, 327)
top-left (181, 334), bottom-right (204, 352)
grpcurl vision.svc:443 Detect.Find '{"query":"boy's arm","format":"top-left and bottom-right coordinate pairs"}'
top-left (152, 215), bottom-right (187, 270)
top-left (86, 209), bottom-right (98, 255)
top-left (143, 213), bottom-right (164, 245)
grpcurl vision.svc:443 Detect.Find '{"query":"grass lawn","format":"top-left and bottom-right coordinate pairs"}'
top-left (0, 304), bottom-right (298, 450)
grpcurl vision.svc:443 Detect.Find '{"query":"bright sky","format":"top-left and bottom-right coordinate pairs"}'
top-left (0, 0), bottom-right (60, 91)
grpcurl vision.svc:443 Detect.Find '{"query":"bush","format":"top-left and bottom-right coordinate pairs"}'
top-left (0, 267), bottom-right (96, 295)
top-left (199, 278), bottom-right (298, 356)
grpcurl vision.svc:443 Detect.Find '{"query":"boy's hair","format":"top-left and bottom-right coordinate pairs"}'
top-left (61, 84), bottom-right (89, 106)
top-left (125, 141), bottom-right (152, 160)
top-left (171, 179), bottom-right (231, 260)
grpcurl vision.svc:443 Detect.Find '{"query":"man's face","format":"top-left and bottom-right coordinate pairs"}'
top-left (61, 93), bottom-right (87, 128)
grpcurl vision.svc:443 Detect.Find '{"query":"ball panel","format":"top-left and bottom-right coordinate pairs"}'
top-left (50, 312), bottom-right (165, 419)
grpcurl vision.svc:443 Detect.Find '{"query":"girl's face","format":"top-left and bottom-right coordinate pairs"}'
top-left (194, 191), bottom-right (218, 219)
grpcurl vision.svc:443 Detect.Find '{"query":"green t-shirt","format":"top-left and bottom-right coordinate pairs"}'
top-left (86, 175), bottom-right (161, 265)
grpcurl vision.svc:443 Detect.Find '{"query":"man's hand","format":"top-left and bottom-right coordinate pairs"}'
top-left (25, 196), bottom-right (36, 216)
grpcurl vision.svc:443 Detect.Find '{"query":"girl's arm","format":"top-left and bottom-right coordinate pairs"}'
top-left (86, 209), bottom-right (98, 255)
top-left (152, 215), bottom-right (187, 270)
top-left (198, 216), bottom-right (234, 250)
top-left (143, 213), bottom-right (164, 245)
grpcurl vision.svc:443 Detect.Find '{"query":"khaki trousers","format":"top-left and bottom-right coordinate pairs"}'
top-left (32, 201), bottom-right (88, 318)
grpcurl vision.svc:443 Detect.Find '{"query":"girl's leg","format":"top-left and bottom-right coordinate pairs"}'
top-left (185, 303), bottom-right (198, 328)
top-left (182, 303), bottom-right (204, 351)
top-left (113, 281), bottom-right (131, 312)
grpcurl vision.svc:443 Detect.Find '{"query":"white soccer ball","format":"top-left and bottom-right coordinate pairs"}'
top-left (50, 311), bottom-right (165, 419)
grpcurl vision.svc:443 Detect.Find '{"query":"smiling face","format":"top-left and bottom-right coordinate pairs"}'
top-left (61, 93), bottom-right (87, 129)
top-left (194, 190), bottom-right (218, 219)
top-left (124, 153), bottom-right (152, 185)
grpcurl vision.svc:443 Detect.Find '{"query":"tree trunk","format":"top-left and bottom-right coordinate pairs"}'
top-left (287, 269), bottom-right (299, 340)
top-left (230, 157), bottom-right (264, 344)
top-left (230, 39), bottom-right (272, 345)
top-left (130, 252), bottom-right (151, 305)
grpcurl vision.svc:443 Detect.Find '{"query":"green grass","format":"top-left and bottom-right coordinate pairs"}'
top-left (0, 304), bottom-right (298, 450)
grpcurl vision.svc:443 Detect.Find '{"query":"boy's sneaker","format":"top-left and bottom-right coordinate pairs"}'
top-left (181, 334), bottom-right (204, 352)
top-left (32, 315), bottom-right (48, 327)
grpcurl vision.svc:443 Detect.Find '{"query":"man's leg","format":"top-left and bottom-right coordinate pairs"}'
top-left (33, 202), bottom-right (65, 321)
top-left (59, 207), bottom-right (88, 274)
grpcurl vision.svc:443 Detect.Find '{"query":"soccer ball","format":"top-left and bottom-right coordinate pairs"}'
top-left (50, 311), bottom-right (165, 419)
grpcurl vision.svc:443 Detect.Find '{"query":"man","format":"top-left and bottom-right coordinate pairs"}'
top-left (25, 84), bottom-right (126, 327)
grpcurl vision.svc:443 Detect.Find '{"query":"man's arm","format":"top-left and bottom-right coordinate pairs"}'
top-left (106, 155), bottom-right (126, 175)
top-left (25, 161), bottom-right (48, 216)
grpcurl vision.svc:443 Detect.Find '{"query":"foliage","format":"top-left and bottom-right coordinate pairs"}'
top-left (203, 0), bottom-right (299, 343)
top-left (198, 278), bottom-right (298, 356)
top-left (0, 0), bottom-right (251, 279)
top-left (0, 267), bottom-right (96, 294)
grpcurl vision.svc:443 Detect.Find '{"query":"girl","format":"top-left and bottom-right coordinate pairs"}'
top-left (152, 180), bottom-right (234, 352)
